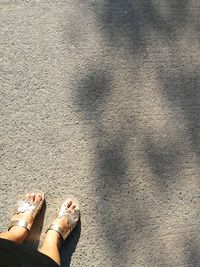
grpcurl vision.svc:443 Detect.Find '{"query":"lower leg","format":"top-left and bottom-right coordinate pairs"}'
top-left (0, 226), bottom-right (28, 244)
top-left (39, 230), bottom-right (62, 266)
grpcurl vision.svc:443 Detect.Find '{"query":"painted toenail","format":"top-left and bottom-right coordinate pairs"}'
top-left (67, 200), bottom-right (72, 205)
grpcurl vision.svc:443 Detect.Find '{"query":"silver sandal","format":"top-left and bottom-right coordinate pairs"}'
top-left (47, 195), bottom-right (80, 242)
top-left (8, 190), bottom-right (45, 232)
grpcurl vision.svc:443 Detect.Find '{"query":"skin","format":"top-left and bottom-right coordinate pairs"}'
top-left (0, 193), bottom-right (77, 266)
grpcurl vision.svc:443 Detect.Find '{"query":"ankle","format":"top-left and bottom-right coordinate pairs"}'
top-left (44, 230), bottom-right (62, 247)
top-left (8, 226), bottom-right (28, 244)
top-left (0, 227), bottom-right (28, 244)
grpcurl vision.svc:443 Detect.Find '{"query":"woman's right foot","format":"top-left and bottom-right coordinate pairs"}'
top-left (0, 191), bottom-right (44, 244)
top-left (9, 192), bottom-right (43, 235)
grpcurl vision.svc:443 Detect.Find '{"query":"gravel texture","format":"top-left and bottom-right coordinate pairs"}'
top-left (1, 1), bottom-right (200, 266)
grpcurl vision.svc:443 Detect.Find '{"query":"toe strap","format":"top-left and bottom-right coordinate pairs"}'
top-left (8, 220), bottom-right (32, 231)
top-left (58, 211), bottom-right (79, 229)
top-left (16, 200), bottom-right (41, 218)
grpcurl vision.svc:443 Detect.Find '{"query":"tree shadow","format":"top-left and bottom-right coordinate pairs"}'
top-left (96, 139), bottom-right (127, 189)
top-left (74, 66), bottom-right (158, 264)
top-left (185, 238), bottom-right (200, 267)
top-left (95, 0), bottom-right (145, 54)
top-left (142, 0), bottom-right (189, 38)
top-left (93, 0), bottom-right (189, 54)
top-left (143, 136), bottom-right (180, 190)
top-left (75, 67), bottom-right (111, 121)
top-left (158, 71), bottom-right (200, 157)
top-left (73, 1), bottom-right (198, 265)
top-left (94, 138), bottom-right (130, 264)
top-left (75, 67), bottom-right (133, 263)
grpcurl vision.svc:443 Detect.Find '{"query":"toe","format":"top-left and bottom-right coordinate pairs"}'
top-left (35, 193), bottom-right (42, 202)
top-left (68, 204), bottom-right (76, 213)
top-left (71, 204), bottom-right (76, 210)
top-left (67, 200), bottom-right (72, 208)
top-left (30, 193), bottom-right (35, 203)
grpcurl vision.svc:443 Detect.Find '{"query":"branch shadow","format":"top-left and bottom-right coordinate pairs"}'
top-left (142, 0), bottom-right (189, 38)
top-left (185, 237), bottom-right (200, 267)
top-left (74, 67), bottom-right (156, 264)
top-left (143, 136), bottom-right (180, 190)
top-left (93, 0), bottom-right (189, 54)
top-left (94, 138), bottom-right (131, 265)
top-left (72, 0), bottom-right (198, 265)
top-left (95, 0), bottom-right (145, 54)
top-left (158, 70), bottom-right (200, 156)
top-left (75, 67), bottom-right (111, 121)
top-left (96, 139), bottom-right (127, 189)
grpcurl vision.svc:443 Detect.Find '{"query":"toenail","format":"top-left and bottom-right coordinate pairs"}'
top-left (67, 201), bottom-right (72, 208)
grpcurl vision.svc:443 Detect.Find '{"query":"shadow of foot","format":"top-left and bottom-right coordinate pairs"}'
top-left (22, 200), bottom-right (46, 249)
top-left (60, 219), bottom-right (81, 267)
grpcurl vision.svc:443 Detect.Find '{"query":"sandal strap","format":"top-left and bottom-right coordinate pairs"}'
top-left (47, 224), bottom-right (71, 242)
top-left (15, 199), bottom-right (43, 219)
top-left (8, 220), bottom-right (32, 231)
top-left (47, 196), bottom-right (80, 242)
top-left (59, 207), bottom-right (79, 229)
top-left (8, 191), bottom-right (44, 232)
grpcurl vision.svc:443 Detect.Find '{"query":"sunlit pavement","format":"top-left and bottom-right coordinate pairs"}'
top-left (1, 1), bottom-right (200, 266)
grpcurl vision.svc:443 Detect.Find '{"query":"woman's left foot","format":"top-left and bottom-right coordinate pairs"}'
top-left (47, 195), bottom-right (80, 244)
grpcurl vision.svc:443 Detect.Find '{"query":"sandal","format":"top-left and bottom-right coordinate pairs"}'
top-left (47, 195), bottom-right (80, 243)
top-left (8, 190), bottom-right (45, 232)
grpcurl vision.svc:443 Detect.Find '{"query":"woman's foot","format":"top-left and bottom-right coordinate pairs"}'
top-left (0, 191), bottom-right (44, 244)
top-left (47, 198), bottom-right (79, 244)
top-left (39, 196), bottom-right (80, 265)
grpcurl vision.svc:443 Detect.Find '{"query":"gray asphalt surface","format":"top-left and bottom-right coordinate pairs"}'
top-left (0, 1), bottom-right (200, 266)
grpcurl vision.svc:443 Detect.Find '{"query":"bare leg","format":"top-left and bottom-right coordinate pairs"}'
top-left (0, 226), bottom-right (28, 244)
top-left (39, 230), bottom-right (62, 265)
top-left (0, 193), bottom-right (42, 244)
top-left (39, 200), bottom-right (77, 266)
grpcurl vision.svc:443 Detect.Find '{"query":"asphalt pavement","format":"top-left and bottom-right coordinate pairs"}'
top-left (0, 1), bottom-right (200, 266)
